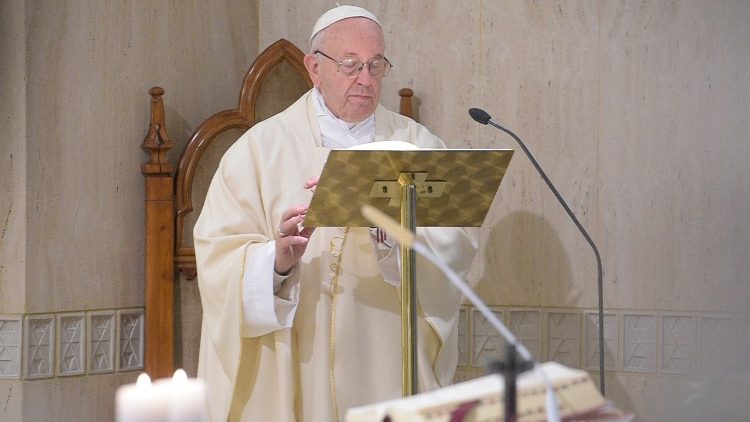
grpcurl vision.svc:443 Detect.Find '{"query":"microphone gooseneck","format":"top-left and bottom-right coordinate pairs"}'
top-left (470, 107), bottom-right (606, 396)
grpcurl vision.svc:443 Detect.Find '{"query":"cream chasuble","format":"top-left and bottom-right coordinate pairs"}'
top-left (194, 90), bottom-right (478, 422)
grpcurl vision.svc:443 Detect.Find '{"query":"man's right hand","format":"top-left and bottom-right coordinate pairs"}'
top-left (274, 205), bottom-right (315, 274)
top-left (274, 178), bottom-right (319, 274)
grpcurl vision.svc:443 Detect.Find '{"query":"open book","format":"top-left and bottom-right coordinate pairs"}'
top-left (346, 362), bottom-right (632, 422)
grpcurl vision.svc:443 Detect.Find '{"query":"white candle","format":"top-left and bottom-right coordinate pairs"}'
top-left (115, 373), bottom-right (170, 422)
top-left (167, 369), bottom-right (208, 422)
top-left (115, 369), bottom-right (208, 422)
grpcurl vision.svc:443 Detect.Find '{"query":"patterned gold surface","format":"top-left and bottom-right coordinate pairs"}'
top-left (305, 149), bottom-right (514, 227)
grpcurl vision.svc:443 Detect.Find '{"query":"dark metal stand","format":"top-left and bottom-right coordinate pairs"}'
top-left (488, 344), bottom-right (534, 422)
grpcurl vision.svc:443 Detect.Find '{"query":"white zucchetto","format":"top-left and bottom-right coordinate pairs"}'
top-left (310, 5), bottom-right (381, 42)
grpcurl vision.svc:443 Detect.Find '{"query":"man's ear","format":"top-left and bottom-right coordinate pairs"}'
top-left (303, 54), bottom-right (321, 86)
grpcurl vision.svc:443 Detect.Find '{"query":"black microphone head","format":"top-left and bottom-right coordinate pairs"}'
top-left (468, 108), bottom-right (492, 125)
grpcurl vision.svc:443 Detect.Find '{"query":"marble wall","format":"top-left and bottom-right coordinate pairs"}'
top-left (258, 1), bottom-right (750, 421)
top-left (1, 0), bottom-right (28, 317)
top-left (0, 0), bottom-right (258, 420)
top-left (1, 5), bottom-right (27, 420)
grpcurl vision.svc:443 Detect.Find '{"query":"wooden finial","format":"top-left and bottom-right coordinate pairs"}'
top-left (142, 87), bottom-right (174, 175)
top-left (149, 86), bottom-right (164, 96)
top-left (399, 88), bottom-right (414, 120)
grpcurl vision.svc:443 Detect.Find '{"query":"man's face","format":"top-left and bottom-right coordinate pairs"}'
top-left (305, 18), bottom-right (385, 123)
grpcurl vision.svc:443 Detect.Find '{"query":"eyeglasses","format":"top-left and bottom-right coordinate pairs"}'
top-left (314, 50), bottom-right (393, 79)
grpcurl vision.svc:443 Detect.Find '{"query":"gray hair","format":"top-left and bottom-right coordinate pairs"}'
top-left (310, 27), bottom-right (327, 54)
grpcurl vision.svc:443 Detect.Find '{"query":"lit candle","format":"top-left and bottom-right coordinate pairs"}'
top-left (115, 373), bottom-right (170, 422)
top-left (115, 369), bottom-right (208, 422)
top-left (167, 369), bottom-right (208, 422)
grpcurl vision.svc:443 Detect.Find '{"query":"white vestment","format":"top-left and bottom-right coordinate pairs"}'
top-left (194, 90), bottom-right (478, 422)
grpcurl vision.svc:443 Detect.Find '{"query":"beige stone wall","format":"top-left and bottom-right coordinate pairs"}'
top-left (22, 0), bottom-right (258, 313)
top-left (0, 0), bottom-right (258, 420)
top-left (1, 0), bottom-right (28, 316)
top-left (1, 2), bottom-right (28, 419)
top-left (259, 1), bottom-right (750, 421)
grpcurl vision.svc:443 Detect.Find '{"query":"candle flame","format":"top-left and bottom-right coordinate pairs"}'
top-left (136, 373), bottom-right (152, 390)
top-left (172, 368), bottom-right (188, 384)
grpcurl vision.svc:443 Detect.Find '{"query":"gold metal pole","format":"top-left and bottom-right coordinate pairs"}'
top-left (399, 172), bottom-right (418, 396)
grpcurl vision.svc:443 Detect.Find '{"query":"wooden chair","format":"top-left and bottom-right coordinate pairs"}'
top-left (141, 39), bottom-right (416, 379)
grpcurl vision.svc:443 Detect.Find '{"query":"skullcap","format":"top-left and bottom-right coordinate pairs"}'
top-left (310, 5), bottom-right (381, 42)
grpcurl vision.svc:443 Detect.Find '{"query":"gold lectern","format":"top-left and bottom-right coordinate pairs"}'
top-left (304, 147), bottom-right (513, 397)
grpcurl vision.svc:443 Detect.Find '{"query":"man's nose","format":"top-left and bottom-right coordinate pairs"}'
top-left (355, 64), bottom-right (374, 85)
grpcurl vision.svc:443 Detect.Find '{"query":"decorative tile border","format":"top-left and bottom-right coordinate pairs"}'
top-left (661, 314), bottom-right (695, 374)
top-left (455, 307), bottom-right (747, 377)
top-left (739, 315), bottom-right (750, 365)
top-left (0, 316), bottom-right (23, 379)
top-left (4, 306), bottom-right (749, 380)
top-left (509, 309), bottom-right (542, 360)
top-left (547, 311), bottom-right (580, 368)
top-left (621, 313), bottom-right (656, 373)
top-left (0, 308), bottom-right (143, 380)
top-left (457, 307), bottom-right (469, 366)
top-left (24, 315), bottom-right (55, 379)
top-left (584, 312), bottom-right (618, 371)
top-left (88, 311), bottom-right (116, 374)
top-left (57, 313), bottom-right (86, 376)
top-left (699, 315), bottom-right (736, 375)
top-left (117, 309), bottom-right (144, 372)
top-left (470, 307), bottom-right (505, 367)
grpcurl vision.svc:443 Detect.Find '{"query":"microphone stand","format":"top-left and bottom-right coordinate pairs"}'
top-left (487, 344), bottom-right (533, 422)
top-left (361, 204), bottom-right (561, 422)
top-left (409, 240), bottom-right (560, 422)
top-left (469, 108), bottom-right (606, 395)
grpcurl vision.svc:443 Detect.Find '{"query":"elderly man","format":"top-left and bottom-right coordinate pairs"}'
top-left (194, 5), bottom-right (478, 421)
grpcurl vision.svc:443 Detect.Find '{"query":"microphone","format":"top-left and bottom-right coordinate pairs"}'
top-left (469, 107), bottom-right (606, 395)
top-left (361, 204), bottom-right (561, 422)
top-left (468, 107), bottom-right (492, 125)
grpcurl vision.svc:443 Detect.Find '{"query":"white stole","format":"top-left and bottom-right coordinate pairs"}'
top-left (311, 88), bottom-right (400, 286)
